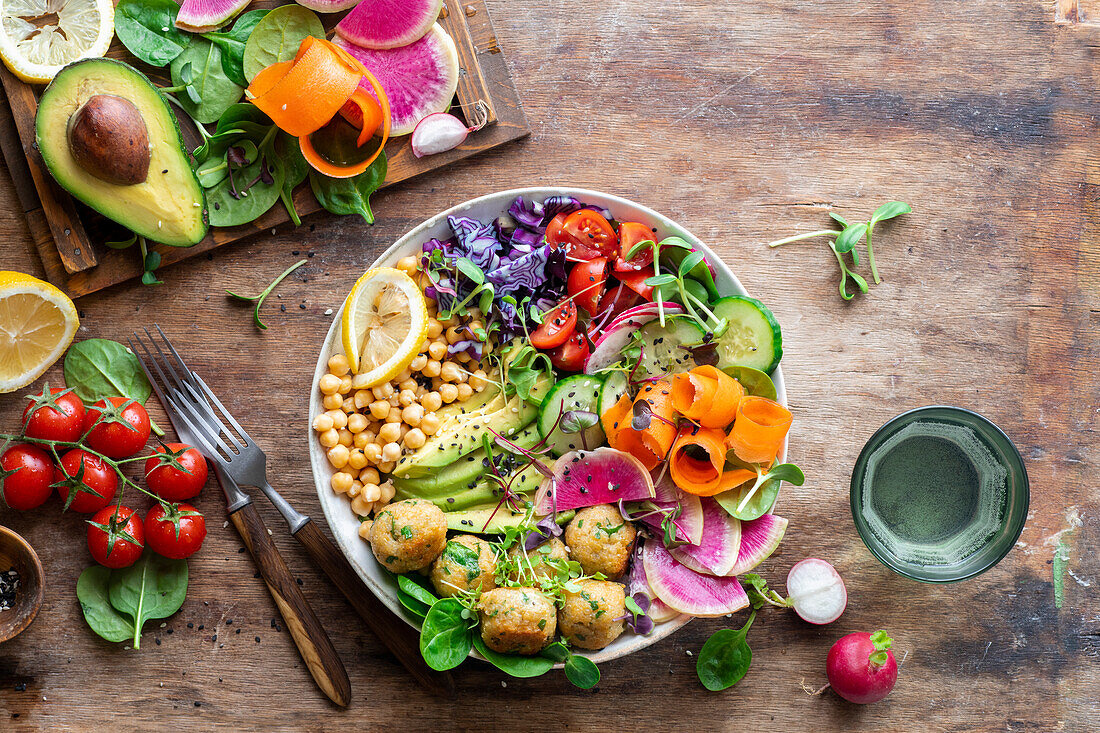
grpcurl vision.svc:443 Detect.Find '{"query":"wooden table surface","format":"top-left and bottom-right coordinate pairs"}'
top-left (0, 1), bottom-right (1097, 730)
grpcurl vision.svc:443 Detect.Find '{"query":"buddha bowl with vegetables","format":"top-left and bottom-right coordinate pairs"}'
top-left (308, 188), bottom-right (799, 677)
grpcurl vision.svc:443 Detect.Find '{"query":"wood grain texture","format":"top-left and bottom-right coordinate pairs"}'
top-left (0, 1), bottom-right (1097, 731)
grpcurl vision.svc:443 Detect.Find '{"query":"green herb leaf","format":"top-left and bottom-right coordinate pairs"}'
top-left (741, 573), bottom-right (791, 609)
top-left (419, 598), bottom-right (474, 671)
top-left (206, 147), bottom-right (285, 228)
top-left (76, 566), bottom-right (134, 643)
top-left (870, 201), bottom-right (912, 224)
top-left (719, 366), bottom-right (777, 401)
top-left (63, 339), bottom-right (153, 406)
top-left (200, 9), bottom-right (270, 88)
top-left (395, 573), bottom-right (438, 621)
top-left (169, 39), bottom-right (244, 124)
top-left (114, 0), bottom-right (191, 67)
top-left (696, 611), bottom-right (755, 691)
top-left (868, 629), bottom-right (894, 666)
top-left (107, 554), bottom-right (188, 649)
top-left (241, 5), bottom-right (325, 83)
top-left (456, 257), bottom-right (485, 285)
top-left (833, 223), bottom-right (867, 254)
top-left (278, 132), bottom-right (309, 226)
top-left (309, 151), bottom-right (388, 224)
top-left (539, 641), bottom-right (571, 663)
top-left (472, 635), bottom-right (554, 678)
top-left (105, 232), bottom-right (138, 250)
top-left (564, 654), bottom-right (601, 688)
top-left (644, 273), bottom-right (677, 287)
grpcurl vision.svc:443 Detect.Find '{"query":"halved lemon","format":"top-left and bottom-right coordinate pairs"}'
top-left (0, 0), bottom-right (113, 84)
top-left (341, 267), bottom-right (428, 386)
top-left (0, 271), bottom-right (79, 393)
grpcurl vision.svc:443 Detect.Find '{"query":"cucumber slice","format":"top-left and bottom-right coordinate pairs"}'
top-left (711, 296), bottom-right (783, 374)
top-left (636, 316), bottom-right (706, 378)
top-left (537, 374), bottom-right (606, 456)
top-left (597, 370), bottom-right (628, 416)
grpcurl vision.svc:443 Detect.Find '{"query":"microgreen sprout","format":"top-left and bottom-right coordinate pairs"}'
top-left (226, 258), bottom-right (307, 329)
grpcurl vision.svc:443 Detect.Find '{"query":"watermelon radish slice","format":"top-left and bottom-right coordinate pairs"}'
top-left (333, 25), bottom-right (459, 136)
top-left (175, 0), bottom-right (250, 32)
top-left (643, 540), bottom-right (749, 618)
top-left (335, 0), bottom-right (442, 47)
top-left (584, 303), bottom-right (684, 374)
top-left (728, 513), bottom-right (789, 576)
top-left (647, 470), bottom-right (703, 545)
top-left (533, 448), bottom-right (655, 515)
top-left (669, 498), bottom-right (742, 577)
top-left (297, 0), bottom-right (359, 13)
top-left (628, 547), bottom-right (681, 623)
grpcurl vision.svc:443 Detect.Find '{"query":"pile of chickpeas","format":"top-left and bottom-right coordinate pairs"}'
top-left (313, 255), bottom-right (494, 522)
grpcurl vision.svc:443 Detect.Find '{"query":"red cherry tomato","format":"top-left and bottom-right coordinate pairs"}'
top-left (144, 443), bottom-right (208, 501)
top-left (55, 448), bottom-right (117, 513)
top-left (566, 257), bottom-right (608, 316)
top-left (145, 502), bottom-right (206, 560)
top-left (547, 331), bottom-right (590, 372)
top-left (87, 505), bottom-right (144, 568)
top-left (595, 282), bottom-right (645, 325)
top-left (83, 397), bottom-right (151, 459)
top-left (614, 269), bottom-right (655, 300)
top-left (562, 210), bottom-right (619, 259)
top-left (530, 299), bottom-right (577, 350)
top-left (22, 387), bottom-right (85, 443)
top-left (0, 443), bottom-right (54, 510)
top-left (614, 221), bottom-right (656, 272)
top-left (546, 213), bottom-right (603, 260)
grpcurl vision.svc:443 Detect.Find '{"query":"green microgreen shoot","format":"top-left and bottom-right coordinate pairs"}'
top-left (226, 258), bottom-right (307, 329)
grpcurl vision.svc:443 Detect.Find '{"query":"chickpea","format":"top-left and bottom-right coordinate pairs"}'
top-left (420, 412), bottom-right (441, 436)
top-left (427, 340), bottom-right (448, 360)
top-left (372, 383), bottom-right (395, 400)
top-left (358, 520), bottom-right (373, 540)
top-left (415, 384), bottom-right (428, 398)
top-left (378, 422), bottom-right (401, 445)
top-left (364, 443), bottom-right (383, 463)
top-left (362, 429), bottom-right (378, 445)
top-left (319, 374), bottom-right (342, 395)
top-left (347, 480), bottom-right (362, 498)
top-left (381, 442), bottom-right (402, 463)
top-left (327, 354), bottom-right (351, 377)
top-left (422, 359), bottom-right (441, 378)
top-left (330, 471), bottom-right (353, 493)
top-left (410, 354), bottom-right (428, 371)
top-left (456, 351), bottom-right (472, 364)
top-left (350, 495), bottom-right (373, 516)
top-left (377, 462), bottom-right (396, 478)
top-left (442, 326), bottom-right (461, 344)
top-left (385, 406), bottom-right (402, 423)
top-left (342, 399), bottom-right (357, 414)
top-left (337, 429), bottom-right (354, 447)
top-left (439, 383), bottom-right (458, 403)
top-left (397, 389), bottom-right (416, 407)
top-left (418, 338), bottom-right (431, 354)
top-left (440, 314), bottom-right (460, 328)
top-left (348, 448), bottom-right (368, 470)
top-left (404, 428), bottom-right (426, 449)
top-left (325, 409), bottom-right (348, 430)
top-left (338, 376), bottom-right (353, 395)
top-left (313, 413), bottom-right (335, 432)
top-left (394, 369), bottom-right (412, 384)
top-left (360, 467), bottom-right (380, 485)
top-left (319, 429), bottom-right (340, 448)
top-left (440, 362), bottom-right (462, 383)
top-left (346, 413), bottom-right (368, 433)
top-left (380, 481), bottom-right (396, 502)
top-left (327, 445), bottom-right (350, 469)
top-left (353, 390), bottom-right (372, 409)
top-left (388, 394), bottom-right (401, 408)
top-left (402, 403), bottom-right (424, 426)
top-left (396, 255), bottom-right (419, 275)
top-left (431, 377), bottom-right (444, 391)
top-left (322, 393), bottom-right (342, 411)
top-left (362, 483), bottom-right (382, 503)
top-left (351, 373), bottom-right (372, 390)
top-left (427, 318), bottom-right (443, 339)
top-left (421, 392), bottom-right (442, 412)
top-left (469, 370), bottom-right (488, 391)
top-left (353, 431), bottom-right (370, 449)
top-left (457, 383), bottom-right (473, 401)
top-left (369, 400), bottom-right (391, 420)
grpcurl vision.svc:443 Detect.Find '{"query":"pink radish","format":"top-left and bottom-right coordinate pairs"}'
top-left (175, 0), bottom-right (250, 32)
top-left (785, 558), bottom-right (847, 625)
top-left (642, 540), bottom-right (749, 617)
top-left (728, 513), bottom-right (788, 576)
top-left (825, 631), bottom-right (898, 704)
top-left (584, 303), bottom-right (684, 373)
top-left (533, 448), bottom-right (655, 515)
top-left (335, 0), bottom-right (442, 47)
top-left (670, 497), bottom-right (741, 577)
top-left (647, 470), bottom-right (703, 545)
top-left (411, 112), bottom-right (483, 157)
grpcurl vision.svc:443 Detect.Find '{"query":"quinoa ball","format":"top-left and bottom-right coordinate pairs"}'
top-left (506, 537), bottom-right (568, 583)
top-left (478, 587), bottom-right (557, 655)
top-left (558, 579), bottom-right (626, 650)
top-left (564, 505), bottom-right (636, 580)
top-left (369, 499), bottom-right (447, 573)
top-left (430, 534), bottom-right (497, 597)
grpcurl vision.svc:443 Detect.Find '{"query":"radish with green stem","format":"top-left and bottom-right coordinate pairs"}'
top-left (825, 630), bottom-right (898, 704)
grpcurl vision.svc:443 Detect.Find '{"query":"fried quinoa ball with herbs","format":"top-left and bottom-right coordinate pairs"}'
top-left (477, 587), bottom-right (557, 655)
top-left (506, 536), bottom-right (569, 583)
top-left (564, 504), bottom-right (637, 580)
top-left (558, 579), bottom-right (626, 650)
top-left (430, 534), bottom-right (498, 598)
top-left (369, 499), bottom-right (448, 573)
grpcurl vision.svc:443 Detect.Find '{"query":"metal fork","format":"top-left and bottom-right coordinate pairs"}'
top-left (130, 326), bottom-right (453, 697)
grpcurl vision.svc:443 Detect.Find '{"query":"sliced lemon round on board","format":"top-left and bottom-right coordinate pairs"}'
top-left (0, 271), bottom-right (79, 393)
top-left (341, 267), bottom-right (428, 386)
top-left (0, 0), bottom-right (114, 84)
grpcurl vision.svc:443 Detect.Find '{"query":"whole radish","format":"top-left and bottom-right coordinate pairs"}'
top-left (825, 630), bottom-right (898, 704)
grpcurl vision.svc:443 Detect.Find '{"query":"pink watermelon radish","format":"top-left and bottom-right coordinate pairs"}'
top-left (584, 303), bottom-right (684, 374)
top-left (332, 25), bottom-right (459, 136)
top-left (296, 0), bottom-right (359, 13)
top-left (628, 549), bottom-right (681, 623)
top-left (175, 0), bottom-right (251, 32)
top-left (335, 0), bottom-right (442, 47)
top-left (646, 470), bottom-right (703, 545)
top-left (643, 540), bottom-right (749, 617)
top-left (669, 497), bottom-right (742, 577)
top-left (728, 513), bottom-right (788, 576)
top-left (533, 448), bottom-right (655, 516)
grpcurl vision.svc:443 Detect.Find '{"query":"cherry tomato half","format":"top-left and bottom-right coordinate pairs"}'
top-left (546, 213), bottom-right (603, 260)
top-left (548, 331), bottom-right (590, 372)
top-left (567, 257), bottom-right (608, 316)
top-left (87, 505), bottom-right (144, 568)
top-left (55, 448), bottom-right (117, 513)
top-left (614, 269), bottom-right (655, 301)
top-left (83, 397), bottom-right (151, 459)
top-left (530, 299), bottom-right (578, 350)
top-left (546, 210), bottom-right (619, 260)
top-left (595, 282), bottom-right (646, 325)
top-left (145, 443), bottom-right (209, 501)
top-left (145, 502), bottom-right (207, 560)
top-left (614, 221), bottom-right (656, 272)
top-left (22, 388), bottom-right (85, 443)
top-left (0, 443), bottom-right (54, 511)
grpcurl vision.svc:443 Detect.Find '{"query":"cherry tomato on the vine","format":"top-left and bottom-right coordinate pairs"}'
top-left (22, 387), bottom-right (85, 443)
top-left (0, 443), bottom-right (54, 510)
top-left (87, 505), bottom-right (144, 568)
top-left (530, 299), bottom-right (578, 350)
top-left (144, 443), bottom-right (208, 501)
top-left (614, 221), bottom-right (657, 271)
top-left (145, 502), bottom-right (206, 560)
top-left (548, 331), bottom-right (590, 372)
top-left (83, 397), bottom-right (151, 459)
top-left (567, 257), bottom-right (608, 317)
top-left (54, 448), bottom-right (117, 513)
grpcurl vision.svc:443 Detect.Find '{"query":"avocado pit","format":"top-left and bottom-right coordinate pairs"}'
top-left (66, 94), bottom-right (150, 185)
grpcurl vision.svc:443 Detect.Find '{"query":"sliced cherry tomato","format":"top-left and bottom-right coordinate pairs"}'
top-left (55, 448), bottom-right (118, 513)
top-left (563, 210), bottom-right (619, 258)
top-left (548, 331), bottom-right (590, 372)
top-left (83, 397), bottom-right (151, 459)
top-left (595, 282), bottom-right (645, 325)
top-left (87, 505), bottom-right (144, 568)
top-left (1, 443), bottom-right (54, 511)
top-left (546, 213), bottom-right (603, 260)
top-left (567, 257), bottom-right (608, 316)
top-left (145, 443), bottom-right (209, 501)
top-left (145, 502), bottom-right (207, 560)
top-left (614, 269), bottom-right (655, 300)
top-left (22, 387), bottom-right (85, 443)
top-left (614, 221), bottom-right (656, 272)
top-left (530, 299), bottom-right (577, 350)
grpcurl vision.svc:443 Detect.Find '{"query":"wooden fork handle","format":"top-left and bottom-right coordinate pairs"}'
top-left (293, 518), bottom-right (456, 697)
top-left (229, 502), bottom-right (352, 707)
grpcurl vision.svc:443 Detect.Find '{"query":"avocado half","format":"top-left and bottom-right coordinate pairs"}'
top-left (35, 58), bottom-right (208, 247)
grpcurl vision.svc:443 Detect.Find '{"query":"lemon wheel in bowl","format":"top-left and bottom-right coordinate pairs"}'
top-left (0, 0), bottom-right (113, 84)
top-left (341, 267), bottom-right (429, 387)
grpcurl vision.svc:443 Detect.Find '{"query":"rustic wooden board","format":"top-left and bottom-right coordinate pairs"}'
top-left (0, 0), bottom-right (527, 298)
top-left (0, 0), bottom-right (1097, 731)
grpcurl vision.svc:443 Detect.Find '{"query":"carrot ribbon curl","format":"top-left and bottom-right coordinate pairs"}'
top-left (726, 396), bottom-right (792, 464)
top-left (603, 381), bottom-right (677, 470)
top-left (670, 365), bottom-right (744, 429)
top-left (668, 424), bottom-right (756, 496)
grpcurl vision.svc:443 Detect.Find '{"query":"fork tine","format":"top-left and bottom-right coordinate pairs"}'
top-left (166, 383), bottom-right (240, 458)
top-left (193, 373), bottom-right (252, 442)
top-left (160, 389), bottom-right (234, 469)
top-left (128, 335), bottom-right (172, 410)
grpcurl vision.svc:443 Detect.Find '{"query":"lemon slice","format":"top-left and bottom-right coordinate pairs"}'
top-left (341, 267), bottom-right (428, 386)
top-left (0, 0), bottom-right (113, 84)
top-left (0, 271), bottom-right (79, 393)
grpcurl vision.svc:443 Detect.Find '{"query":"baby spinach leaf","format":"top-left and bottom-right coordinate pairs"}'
top-left (242, 5), bottom-right (325, 83)
top-left (108, 554), bottom-right (188, 649)
top-left (419, 598), bottom-right (474, 671)
top-left (201, 9), bottom-right (271, 87)
top-left (114, 0), bottom-right (191, 67)
top-left (472, 636), bottom-right (554, 678)
top-left (216, 104), bottom-right (273, 132)
top-left (397, 573), bottom-right (438, 608)
top-left (308, 151), bottom-right (388, 224)
top-left (696, 611), bottom-right (755, 691)
top-left (76, 566), bottom-right (134, 643)
top-left (279, 132), bottom-right (309, 226)
top-left (63, 339), bottom-right (153, 406)
top-left (715, 463), bottom-right (804, 521)
top-left (206, 150), bottom-right (285, 227)
top-left (564, 654), bottom-right (601, 689)
top-left (720, 365), bottom-right (777, 401)
top-left (170, 39), bottom-right (244, 124)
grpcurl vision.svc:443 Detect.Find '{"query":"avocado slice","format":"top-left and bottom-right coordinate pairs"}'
top-left (36, 58), bottom-right (208, 247)
top-left (445, 507), bottom-right (574, 535)
top-left (399, 458), bottom-right (550, 512)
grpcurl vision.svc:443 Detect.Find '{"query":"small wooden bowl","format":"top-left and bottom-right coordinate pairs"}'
top-left (0, 525), bottom-right (45, 643)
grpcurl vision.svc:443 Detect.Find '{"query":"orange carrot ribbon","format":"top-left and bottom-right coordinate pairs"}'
top-left (726, 395), bottom-right (793, 464)
top-left (602, 381), bottom-right (677, 471)
top-left (668, 424), bottom-right (756, 496)
top-left (670, 365), bottom-right (745, 429)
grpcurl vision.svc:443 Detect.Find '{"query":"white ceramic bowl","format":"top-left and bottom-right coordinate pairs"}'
top-left (308, 187), bottom-right (787, 665)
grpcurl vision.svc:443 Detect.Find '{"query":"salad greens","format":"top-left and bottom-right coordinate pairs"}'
top-left (77, 556), bottom-right (188, 648)
top-left (242, 5), bottom-right (325, 83)
top-left (168, 40), bottom-right (244, 124)
top-left (62, 338), bottom-right (165, 436)
top-left (308, 152), bottom-right (388, 225)
top-left (696, 610), bottom-right (756, 691)
top-left (200, 9), bottom-right (270, 87)
top-left (114, 0), bottom-right (192, 67)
